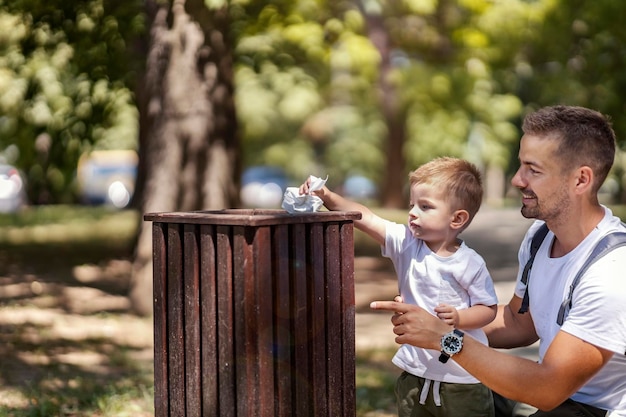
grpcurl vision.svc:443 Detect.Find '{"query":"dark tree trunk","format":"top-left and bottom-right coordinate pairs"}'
top-left (130, 0), bottom-right (239, 316)
top-left (363, 12), bottom-right (407, 209)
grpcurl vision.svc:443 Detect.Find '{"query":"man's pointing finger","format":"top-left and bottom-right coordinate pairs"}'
top-left (370, 300), bottom-right (412, 313)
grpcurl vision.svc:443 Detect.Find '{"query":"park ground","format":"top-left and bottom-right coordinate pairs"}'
top-left (0, 206), bottom-right (537, 416)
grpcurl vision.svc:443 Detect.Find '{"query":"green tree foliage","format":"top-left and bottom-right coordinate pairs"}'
top-left (512, 0), bottom-right (626, 138)
top-left (0, 0), bottom-right (143, 203)
top-left (233, 0), bottom-right (384, 186)
top-left (374, 0), bottom-right (553, 173)
top-left (489, 0), bottom-right (626, 199)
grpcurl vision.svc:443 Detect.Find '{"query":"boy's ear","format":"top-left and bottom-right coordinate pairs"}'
top-left (451, 209), bottom-right (470, 230)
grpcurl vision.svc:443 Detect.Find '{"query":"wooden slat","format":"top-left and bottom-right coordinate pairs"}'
top-left (233, 226), bottom-right (255, 416)
top-left (308, 223), bottom-right (328, 416)
top-left (183, 224), bottom-right (201, 417)
top-left (253, 226), bottom-right (275, 417)
top-left (340, 222), bottom-right (356, 416)
top-left (290, 223), bottom-right (311, 415)
top-left (324, 223), bottom-right (343, 416)
top-left (152, 222), bottom-right (169, 417)
top-left (167, 223), bottom-right (186, 417)
top-left (272, 224), bottom-right (292, 417)
top-left (216, 225), bottom-right (235, 416)
top-left (199, 225), bottom-right (218, 416)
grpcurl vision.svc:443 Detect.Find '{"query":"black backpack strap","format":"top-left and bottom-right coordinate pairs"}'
top-left (556, 231), bottom-right (626, 326)
top-left (518, 223), bottom-right (549, 314)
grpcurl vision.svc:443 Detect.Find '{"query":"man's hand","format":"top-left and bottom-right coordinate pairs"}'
top-left (370, 301), bottom-right (452, 350)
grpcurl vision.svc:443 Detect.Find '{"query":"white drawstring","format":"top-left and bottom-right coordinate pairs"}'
top-left (419, 379), bottom-right (430, 404)
top-left (432, 380), bottom-right (441, 406)
top-left (419, 379), bottom-right (442, 406)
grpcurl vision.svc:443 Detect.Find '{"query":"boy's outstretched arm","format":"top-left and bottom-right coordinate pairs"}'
top-left (299, 178), bottom-right (387, 246)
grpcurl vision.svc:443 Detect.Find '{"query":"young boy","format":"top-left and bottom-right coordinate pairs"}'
top-left (299, 157), bottom-right (498, 417)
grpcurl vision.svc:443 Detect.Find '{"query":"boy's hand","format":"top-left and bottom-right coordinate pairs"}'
top-left (299, 177), bottom-right (327, 198)
top-left (298, 177), bottom-right (312, 195)
top-left (435, 304), bottom-right (459, 326)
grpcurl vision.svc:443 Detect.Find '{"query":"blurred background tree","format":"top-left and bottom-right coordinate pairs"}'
top-left (130, 0), bottom-right (239, 314)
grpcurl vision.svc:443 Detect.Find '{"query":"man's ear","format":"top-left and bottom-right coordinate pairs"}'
top-left (574, 166), bottom-right (594, 195)
top-left (451, 209), bottom-right (470, 230)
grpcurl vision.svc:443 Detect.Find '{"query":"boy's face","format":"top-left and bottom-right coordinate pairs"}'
top-left (408, 182), bottom-right (456, 241)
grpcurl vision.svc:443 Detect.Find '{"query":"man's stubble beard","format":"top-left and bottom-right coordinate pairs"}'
top-left (520, 186), bottom-right (570, 224)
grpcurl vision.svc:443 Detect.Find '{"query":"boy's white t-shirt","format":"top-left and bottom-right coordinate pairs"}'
top-left (383, 221), bottom-right (498, 383)
top-left (514, 207), bottom-right (626, 415)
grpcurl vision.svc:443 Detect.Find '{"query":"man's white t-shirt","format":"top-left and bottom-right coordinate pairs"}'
top-left (383, 221), bottom-right (498, 383)
top-left (514, 206), bottom-right (626, 416)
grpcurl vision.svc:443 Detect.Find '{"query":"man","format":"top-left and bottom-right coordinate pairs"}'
top-left (371, 105), bottom-right (626, 416)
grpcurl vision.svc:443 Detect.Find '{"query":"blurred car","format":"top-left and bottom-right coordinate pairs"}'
top-left (240, 166), bottom-right (289, 208)
top-left (77, 150), bottom-right (138, 209)
top-left (0, 163), bottom-right (27, 213)
top-left (343, 175), bottom-right (377, 201)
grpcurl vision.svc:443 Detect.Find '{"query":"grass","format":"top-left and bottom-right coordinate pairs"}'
top-left (0, 204), bottom-right (137, 252)
top-left (0, 205), bottom-right (400, 417)
top-left (355, 348), bottom-right (399, 415)
top-left (0, 205), bottom-right (152, 417)
top-left (3, 375), bottom-right (153, 417)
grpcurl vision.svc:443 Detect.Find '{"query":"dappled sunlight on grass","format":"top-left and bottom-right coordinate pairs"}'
top-left (0, 303), bottom-right (154, 417)
top-left (0, 206), bottom-right (151, 416)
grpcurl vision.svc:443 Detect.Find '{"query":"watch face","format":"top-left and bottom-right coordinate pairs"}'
top-left (442, 334), bottom-right (462, 355)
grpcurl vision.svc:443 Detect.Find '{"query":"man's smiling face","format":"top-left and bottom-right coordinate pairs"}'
top-left (511, 134), bottom-right (572, 223)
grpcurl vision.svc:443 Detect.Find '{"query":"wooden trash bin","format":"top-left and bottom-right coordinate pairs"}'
top-left (144, 209), bottom-right (362, 417)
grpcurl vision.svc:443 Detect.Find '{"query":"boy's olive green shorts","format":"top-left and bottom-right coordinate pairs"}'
top-left (396, 371), bottom-right (495, 417)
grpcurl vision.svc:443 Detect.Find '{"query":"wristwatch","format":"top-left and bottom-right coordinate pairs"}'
top-left (438, 329), bottom-right (464, 363)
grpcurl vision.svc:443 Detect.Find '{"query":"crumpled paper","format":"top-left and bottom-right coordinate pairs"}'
top-left (281, 175), bottom-right (328, 213)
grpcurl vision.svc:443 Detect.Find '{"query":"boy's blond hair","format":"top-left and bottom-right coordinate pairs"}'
top-left (408, 157), bottom-right (483, 226)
